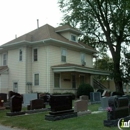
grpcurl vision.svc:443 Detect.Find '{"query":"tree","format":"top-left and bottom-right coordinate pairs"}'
top-left (94, 55), bottom-right (114, 81)
top-left (59, 0), bottom-right (130, 94)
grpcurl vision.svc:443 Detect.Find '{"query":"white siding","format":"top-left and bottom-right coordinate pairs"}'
top-left (31, 46), bottom-right (48, 93)
top-left (8, 47), bottom-right (26, 94)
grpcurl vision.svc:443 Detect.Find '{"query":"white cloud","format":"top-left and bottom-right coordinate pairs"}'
top-left (0, 0), bottom-right (63, 44)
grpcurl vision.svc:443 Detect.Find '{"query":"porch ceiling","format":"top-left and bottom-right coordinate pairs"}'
top-left (52, 64), bottom-right (110, 75)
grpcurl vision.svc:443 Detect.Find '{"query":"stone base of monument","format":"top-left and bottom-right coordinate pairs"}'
top-left (25, 108), bottom-right (48, 114)
top-left (0, 106), bottom-right (6, 110)
top-left (6, 111), bottom-right (25, 116)
top-left (45, 109), bottom-right (77, 121)
top-left (77, 110), bottom-right (91, 116)
top-left (104, 115), bottom-right (130, 127)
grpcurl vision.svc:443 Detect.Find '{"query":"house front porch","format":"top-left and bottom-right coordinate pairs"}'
top-left (52, 64), bottom-right (110, 94)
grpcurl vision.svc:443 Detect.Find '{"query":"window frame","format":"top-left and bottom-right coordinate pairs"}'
top-left (81, 53), bottom-right (86, 63)
top-left (3, 53), bottom-right (7, 66)
top-left (19, 48), bottom-right (23, 61)
top-left (34, 73), bottom-right (39, 86)
top-left (71, 34), bottom-right (77, 42)
top-left (33, 48), bottom-right (38, 61)
top-left (61, 48), bottom-right (67, 62)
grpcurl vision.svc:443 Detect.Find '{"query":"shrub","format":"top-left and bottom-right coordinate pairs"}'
top-left (63, 92), bottom-right (76, 100)
top-left (77, 83), bottom-right (94, 98)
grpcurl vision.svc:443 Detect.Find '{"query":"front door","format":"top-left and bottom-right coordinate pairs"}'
top-left (13, 82), bottom-right (18, 92)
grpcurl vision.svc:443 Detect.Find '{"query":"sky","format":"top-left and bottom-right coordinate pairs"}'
top-left (0, 0), bottom-right (63, 45)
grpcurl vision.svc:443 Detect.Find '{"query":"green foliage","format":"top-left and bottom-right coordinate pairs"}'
top-left (59, 0), bottom-right (130, 93)
top-left (77, 83), bottom-right (94, 98)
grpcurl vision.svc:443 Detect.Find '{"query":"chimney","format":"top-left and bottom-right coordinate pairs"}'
top-left (15, 34), bottom-right (17, 39)
top-left (37, 19), bottom-right (39, 29)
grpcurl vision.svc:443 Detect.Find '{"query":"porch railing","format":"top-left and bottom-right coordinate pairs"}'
top-left (93, 78), bottom-right (108, 90)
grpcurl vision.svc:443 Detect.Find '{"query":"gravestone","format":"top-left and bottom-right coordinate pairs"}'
top-left (98, 97), bottom-right (110, 111)
top-left (74, 95), bottom-right (91, 116)
top-left (90, 92), bottom-right (101, 103)
top-left (104, 96), bottom-right (130, 127)
top-left (22, 93), bottom-right (38, 107)
top-left (27, 99), bottom-right (45, 110)
top-left (0, 97), bottom-right (5, 110)
top-left (102, 90), bottom-right (110, 97)
top-left (45, 95), bottom-right (77, 121)
top-left (39, 93), bottom-right (50, 104)
top-left (0, 93), bottom-right (7, 102)
top-left (6, 91), bottom-right (25, 116)
top-left (10, 95), bottom-right (23, 112)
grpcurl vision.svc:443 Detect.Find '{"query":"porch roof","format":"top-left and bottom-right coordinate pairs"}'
top-left (52, 64), bottom-right (110, 75)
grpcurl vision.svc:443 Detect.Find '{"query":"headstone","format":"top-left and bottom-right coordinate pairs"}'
top-left (104, 96), bottom-right (130, 127)
top-left (49, 95), bottom-right (72, 112)
top-left (45, 95), bottom-right (77, 121)
top-left (102, 90), bottom-right (110, 97)
top-left (0, 97), bottom-right (5, 110)
top-left (27, 99), bottom-right (45, 110)
top-left (80, 95), bottom-right (88, 100)
top-left (6, 91), bottom-right (25, 116)
top-left (10, 95), bottom-right (23, 112)
top-left (0, 97), bottom-right (3, 107)
top-left (39, 93), bottom-right (50, 104)
top-left (0, 93), bottom-right (7, 102)
top-left (90, 92), bottom-right (101, 103)
top-left (74, 99), bottom-right (88, 112)
top-left (22, 93), bottom-right (38, 107)
top-left (98, 97), bottom-right (110, 111)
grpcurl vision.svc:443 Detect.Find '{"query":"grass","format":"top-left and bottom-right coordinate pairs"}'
top-left (0, 103), bottom-right (120, 130)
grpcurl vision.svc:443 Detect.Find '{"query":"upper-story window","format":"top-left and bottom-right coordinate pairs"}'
top-left (61, 49), bottom-right (66, 62)
top-left (81, 53), bottom-right (86, 66)
top-left (3, 53), bottom-right (7, 66)
top-left (71, 35), bottom-right (76, 42)
top-left (19, 49), bottom-right (22, 61)
top-left (33, 48), bottom-right (38, 61)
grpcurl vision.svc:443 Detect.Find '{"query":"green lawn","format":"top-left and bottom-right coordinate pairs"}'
top-left (0, 104), bottom-right (120, 130)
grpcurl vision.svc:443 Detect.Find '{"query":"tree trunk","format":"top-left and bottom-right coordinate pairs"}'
top-left (113, 57), bottom-right (124, 94)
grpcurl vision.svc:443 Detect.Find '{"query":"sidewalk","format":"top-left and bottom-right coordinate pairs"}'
top-left (0, 125), bottom-right (26, 130)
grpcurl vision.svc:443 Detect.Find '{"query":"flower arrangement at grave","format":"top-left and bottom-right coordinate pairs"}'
top-left (106, 107), bottom-right (112, 112)
top-left (106, 107), bottom-right (113, 120)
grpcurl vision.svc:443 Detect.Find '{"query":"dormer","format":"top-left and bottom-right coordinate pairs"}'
top-left (55, 25), bottom-right (82, 42)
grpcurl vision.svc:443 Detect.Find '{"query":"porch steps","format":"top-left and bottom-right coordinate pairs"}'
top-left (93, 78), bottom-right (108, 90)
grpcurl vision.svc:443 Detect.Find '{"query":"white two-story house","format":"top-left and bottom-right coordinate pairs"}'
top-left (0, 24), bottom-right (109, 94)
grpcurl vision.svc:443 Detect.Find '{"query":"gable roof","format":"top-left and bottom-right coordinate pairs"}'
top-left (55, 24), bottom-right (82, 34)
top-left (1, 24), bottom-right (96, 53)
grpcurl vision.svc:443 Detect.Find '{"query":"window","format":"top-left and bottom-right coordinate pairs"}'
top-left (71, 35), bottom-right (76, 42)
top-left (81, 53), bottom-right (85, 62)
top-left (13, 82), bottom-right (18, 92)
top-left (33, 48), bottom-right (38, 61)
top-left (19, 49), bottom-right (22, 61)
top-left (3, 53), bottom-right (7, 66)
top-left (72, 75), bottom-right (76, 88)
top-left (61, 49), bottom-right (66, 62)
top-left (54, 73), bottom-right (60, 88)
top-left (34, 74), bottom-right (39, 85)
